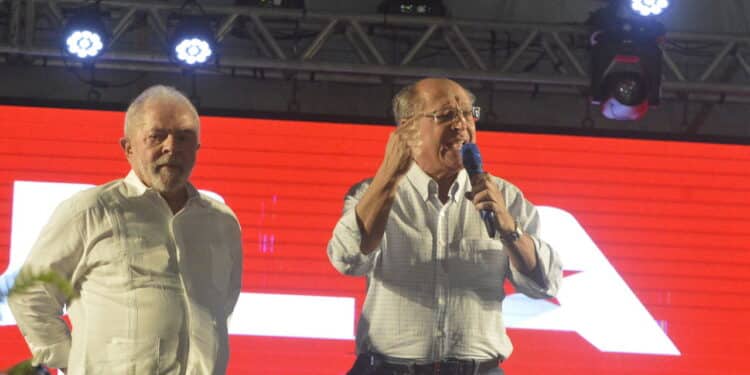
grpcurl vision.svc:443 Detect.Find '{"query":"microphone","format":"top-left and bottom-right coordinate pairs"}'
top-left (461, 143), bottom-right (497, 238)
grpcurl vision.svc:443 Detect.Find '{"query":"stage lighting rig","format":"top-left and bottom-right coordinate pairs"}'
top-left (171, 15), bottom-right (216, 66)
top-left (62, 5), bottom-right (107, 60)
top-left (630, 0), bottom-right (669, 16)
top-left (588, 4), bottom-right (666, 120)
top-left (168, 1), bottom-right (216, 67)
top-left (377, 0), bottom-right (447, 16)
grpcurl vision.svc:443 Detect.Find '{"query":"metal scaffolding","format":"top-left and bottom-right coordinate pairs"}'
top-left (2, 0), bottom-right (750, 103)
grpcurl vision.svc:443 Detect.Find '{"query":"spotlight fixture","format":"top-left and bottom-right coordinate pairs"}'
top-left (631, 0), bottom-right (669, 16)
top-left (62, 6), bottom-right (107, 59)
top-left (377, 0), bottom-right (447, 16)
top-left (171, 16), bottom-right (215, 66)
top-left (589, 10), bottom-right (665, 120)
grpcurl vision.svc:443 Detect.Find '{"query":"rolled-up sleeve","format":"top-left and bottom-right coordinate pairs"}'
top-left (327, 180), bottom-right (379, 276)
top-left (502, 180), bottom-right (563, 299)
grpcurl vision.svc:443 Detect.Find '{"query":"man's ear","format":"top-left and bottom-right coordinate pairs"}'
top-left (119, 137), bottom-right (131, 155)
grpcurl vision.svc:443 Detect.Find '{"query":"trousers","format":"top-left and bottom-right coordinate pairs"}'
top-left (346, 353), bottom-right (505, 375)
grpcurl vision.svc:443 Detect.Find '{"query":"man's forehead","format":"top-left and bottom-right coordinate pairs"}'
top-left (143, 96), bottom-right (194, 113)
top-left (140, 99), bottom-right (199, 127)
top-left (417, 79), bottom-right (471, 106)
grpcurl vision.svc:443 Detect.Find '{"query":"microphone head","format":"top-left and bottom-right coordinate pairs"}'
top-left (461, 143), bottom-right (484, 175)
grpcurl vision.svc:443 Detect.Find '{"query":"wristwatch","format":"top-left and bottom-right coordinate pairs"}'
top-left (500, 218), bottom-right (523, 243)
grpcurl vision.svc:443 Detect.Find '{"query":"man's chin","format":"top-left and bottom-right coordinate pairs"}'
top-left (152, 177), bottom-right (187, 194)
top-left (441, 157), bottom-right (463, 174)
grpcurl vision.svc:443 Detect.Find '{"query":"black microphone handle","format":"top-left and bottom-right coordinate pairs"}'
top-left (480, 207), bottom-right (497, 238)
top-left (461, 143), bottom-right (498, 239)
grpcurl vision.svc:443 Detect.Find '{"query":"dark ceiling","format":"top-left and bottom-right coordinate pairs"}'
top-left (1, 0), bottom-right (749, 143)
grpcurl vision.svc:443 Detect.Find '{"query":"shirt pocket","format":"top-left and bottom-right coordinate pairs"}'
top-left (128, 244), bottom-right (175, 276)
top-left (93, 337), bottom-right (160, 375)
top-left (448, 238), bottom-right (508, 288)
top-left (125, 231), bottom-right (178, 276)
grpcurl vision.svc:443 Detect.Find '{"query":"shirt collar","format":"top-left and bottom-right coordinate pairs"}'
top-left (123, 170), bottom-right (201, 202)
top-left (405, 163), bottom-right (468, 203)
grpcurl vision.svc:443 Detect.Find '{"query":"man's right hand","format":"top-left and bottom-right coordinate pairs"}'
top-left (377, 123), bottom-right (421, 181)
top-left (355, 124), bottom-right (421, 254)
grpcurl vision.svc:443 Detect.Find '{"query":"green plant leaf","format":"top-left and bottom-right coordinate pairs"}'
top-left (8, 270), bottom-right (78, 302)
top-left (6, 359), bottom-right (34, 375)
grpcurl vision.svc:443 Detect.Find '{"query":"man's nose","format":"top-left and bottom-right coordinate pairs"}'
top-left (451, 116), bottom-right (470, 131)
top-left (161, 134), bottom-right (177, 153)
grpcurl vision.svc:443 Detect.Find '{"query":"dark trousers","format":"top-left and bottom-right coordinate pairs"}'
top-left (347, 353), bottom-right (505, 375)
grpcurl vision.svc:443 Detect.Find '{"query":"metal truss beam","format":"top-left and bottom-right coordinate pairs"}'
top-left (2, 0), bottom-right (750, 103)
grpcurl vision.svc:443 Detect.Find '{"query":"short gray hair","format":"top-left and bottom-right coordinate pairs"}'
top-left (123, 85), bottom-right (199, 138)
top-left (392, 82), bottom-right (423, 126)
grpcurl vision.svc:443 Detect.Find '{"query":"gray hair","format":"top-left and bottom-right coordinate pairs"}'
top-left (392, 79), bottom-right (477, 126)
top-left (123, 85), bottom-right (199, 138)
top-left (392, 82), bottom-right (423, 126)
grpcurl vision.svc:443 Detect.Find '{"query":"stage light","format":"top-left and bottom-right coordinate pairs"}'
top-left (631, 0), bottom-right (669, 16)
top-left (600, 70), bottom-right (649, 120)
top-left (171, 16), bottom-right (215, 66)
top-left (175, 38), bottom-right (212, 65)
top-left (62, 6), bottom-right (107, 59)
top-left (377, 0), bottom-right (447, 16)
top-left (66, 31), bottom-right (104, 59)
top-left (589, 15), bottom-right (665, 120)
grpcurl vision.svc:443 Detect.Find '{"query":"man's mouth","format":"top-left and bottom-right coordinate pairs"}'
top-left (445, 139), bottom-right (467, 151)
top-left (157, 163), bottom-right (182, 171)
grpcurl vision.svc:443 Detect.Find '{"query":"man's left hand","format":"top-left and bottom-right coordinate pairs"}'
top-left (465, 172), bottom-right (514, 232)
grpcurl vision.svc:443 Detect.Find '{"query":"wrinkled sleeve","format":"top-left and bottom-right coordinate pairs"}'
top-left (327, 179), bottom-right (379, 276)
top-left (503, 182), bottom-right (563, 299)
top-left (8, 200), bottom-right (87, 369)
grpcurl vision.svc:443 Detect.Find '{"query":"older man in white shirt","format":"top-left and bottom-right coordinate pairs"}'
top-left (328, 78), bottom-right (563, 375)
top-left (9, 85), bottom-right (243, 375)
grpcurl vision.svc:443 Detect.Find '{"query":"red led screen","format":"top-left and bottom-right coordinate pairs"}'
top-left (0, 105), bottom-right (749, 374)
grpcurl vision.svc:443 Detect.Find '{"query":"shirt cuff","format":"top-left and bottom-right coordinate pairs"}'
top-left (30, 339), bottom-right (71, 369)
top-left (328, 209), bottom-right (378, 275)
top-left (339, 209), bottom-right (363, 248)
top-left (508, 236), bottom-right (558, 298)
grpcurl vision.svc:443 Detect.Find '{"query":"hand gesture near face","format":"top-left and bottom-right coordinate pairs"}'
top-left (354, 121), bottom-right (421, 254)
top-left (378, 122), bottom-right (421, 182)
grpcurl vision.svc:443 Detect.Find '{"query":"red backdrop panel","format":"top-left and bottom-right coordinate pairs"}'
top-left (1, 105), bottom-right (749, 374)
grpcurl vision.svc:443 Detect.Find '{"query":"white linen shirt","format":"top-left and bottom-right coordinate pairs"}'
top-left (328, 163), bottom-right (562, 361)
top-left (9, 171), bottom-right (243, 375)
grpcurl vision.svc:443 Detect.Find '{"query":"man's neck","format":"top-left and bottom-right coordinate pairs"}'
top-left (418, 164), bottom-right (458, 203)
top-left (160, 187), bottom-right (189, 214)
top-left (435, 174), bottom-right (458, 203)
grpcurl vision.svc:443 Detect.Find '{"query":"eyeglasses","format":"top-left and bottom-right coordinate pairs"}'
top-left (421, 106), bottom-right (481, 125)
